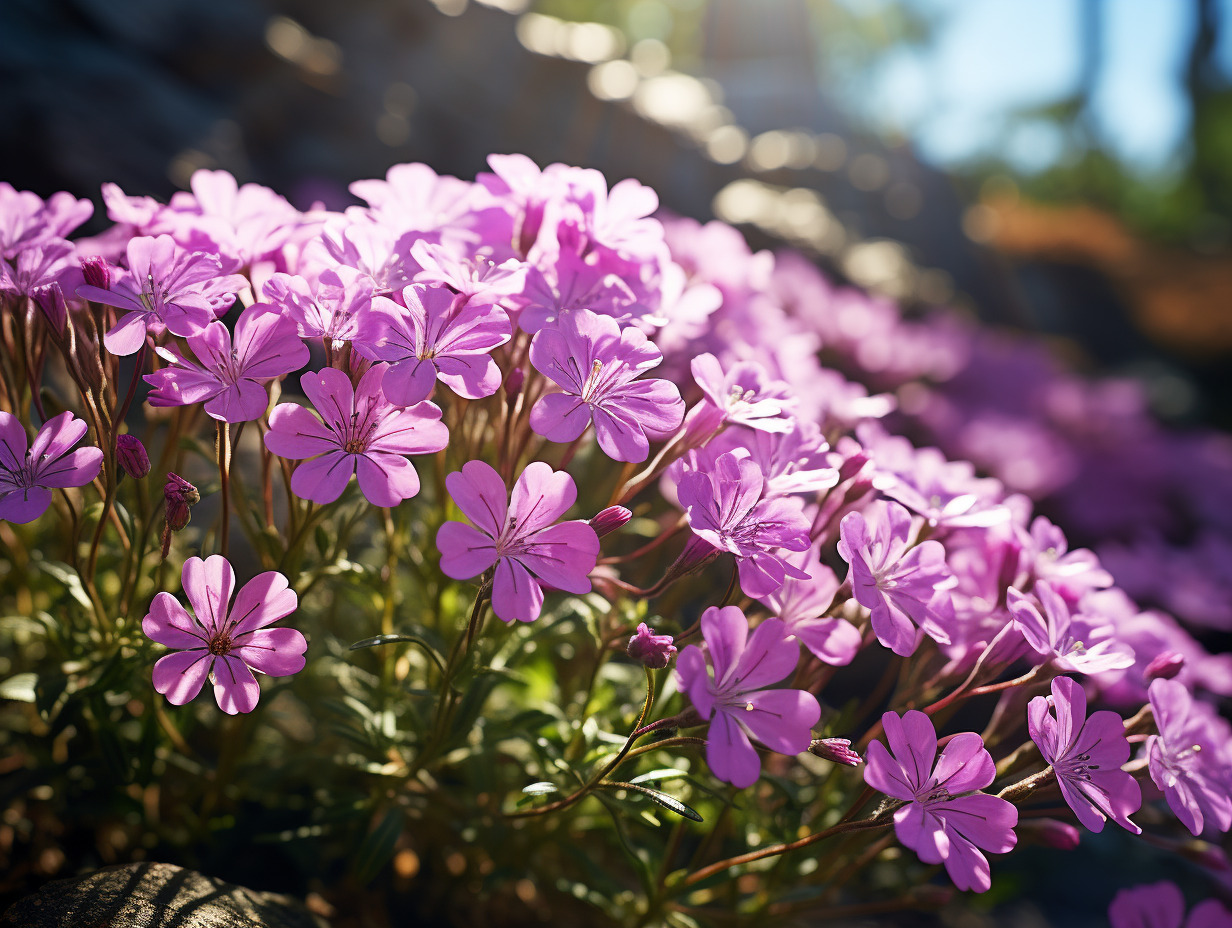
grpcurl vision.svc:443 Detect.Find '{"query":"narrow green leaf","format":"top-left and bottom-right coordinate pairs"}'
top-left (349, 634), bottom-right (446, 674)
top-left (629, 768), bottom-right (688, 786)
top-left (353, 808), bottom-right (403, 884)
top-left (0, 673), bottom-right (37, 702)
top-left (601, 781), bottom-right (703, 822)
top-left (521, 781), bottom-right (558, 796)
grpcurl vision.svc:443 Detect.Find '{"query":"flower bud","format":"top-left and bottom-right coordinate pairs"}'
top-left (81, 256), bottom-right (111, 291)
top-left (161, 473), bottom-right (200, 556)
top-left (116, 434), bottom-right (151, 479)
top-left (837, 449), bottom-right (870, 484)
top-left (808, 738), bottom-right (862, 766)
top-left (627, 623), bottom-right (677, 670)
top-left (165, 472), bottom-right (201, 507)
top-left (1017, 818), bottom-right (1080, 850)
top-left (32, 283), bottom-right (67, 336)
top-left (1145, 651), bottom-right (1185, 683)
top-left (504, 367), bottom-right (524, 401)
top-left (589, 506), bottom-right (632, 538)
top-left (672, 534), bottom-right (718, 576)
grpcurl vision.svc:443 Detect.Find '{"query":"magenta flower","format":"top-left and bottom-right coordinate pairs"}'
top-left (1027, 675), bottom-right (1141, 834)
top-left (676, 606), bottom-right (819, 788)
top-left (145, 303), bottom-right (310, 422)
top-left (688, 354), bottom-right (796, 435)
top-left (1147, 678), bottom-right (1232, 836)
top-left (0, 239), bottom-right (77, 301)
top-left (864, 710), bottom-right (1018, 893)
top-left (1109, 881), bottom-right (1232, 928)
top-left (837, 501), bottom-right (957, 657)
top-left (76, 235), bottom-right (247, 356)
top-left (166, 169), bottom-right (300, 268)
top-left (517, 248), bottom-right (637, 334)
top-left (265, 365), bottom-right (448, 506)
top-left (1006, 580), bottom-right (1135, 675)
top-left (758, 549), bottom-right (862, 666)
top-left (410, 239), bottom-right (527, 304)
top-left (143, 555), bottom-right (306, 715)
top-left (678, 452), bottom-right (812, 597)
top-left (364, 284), bottom-right (512, 406)
top-left (0, 412), bottom-right (103, 523)
top-left (0, 184), bottom-right (92, 259)
top-left (436, 461), bottom-right (600, 623)
top-left (528, 309), bottom-right (684, 463)
top-left (262, 266), bottom-right (378, 346)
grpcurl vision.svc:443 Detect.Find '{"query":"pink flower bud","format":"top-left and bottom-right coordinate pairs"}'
top-left (32, 283), bottom-right (67, 336)
top-left (1145, 651), bottom-right (1185, 682)
top-left (808, 738), bottom-right (862, 766)
top-left (837, 450), bottom-right (870, 483)
top-left (81, 256), bottom-right (111, 291)
top-left (1018, 818), bottom-right (1081, 850)
top-left (504, 367), bottom-right (525, 400)
top-left (116, 434), bottom-right (150, 479)
top-left (627, 623), bottom-right (677, 669)
top-left (672, 534), bottom-right (719, 575)
top-left (589, 506), bottom-right (632, 538)
top-left (164, 472), bottom-right (200, 517)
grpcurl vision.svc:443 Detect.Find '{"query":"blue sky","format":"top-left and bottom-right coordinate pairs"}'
top-left (850, 0), bottom-right (1232, 174)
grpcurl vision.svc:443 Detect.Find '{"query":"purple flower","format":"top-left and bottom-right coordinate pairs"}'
top-left (809, 738), bottom-right (862, 767)
top-left (837, 501), bottom-right (957, 657)
top-left (410, 239), bottom-right (527, 304)
top-left (1027, 675), bottom-right (1141, 834)
top-left (589, 505), bottom-right (632, 537)
top-left (627, 623), bottom-right (677, 669)
top-left (676, 606), bottom-right (819, 788)
top-left (77, 235), bottom-right (246, 356)
top-left (1021, 515), bottom-right (1113, 600)
top-left (265, 365), bottom-right (448, 506)
top-left (436, 460), bottom-right (600, 623)
top-left (864, 710), bottom-right (1018, 893)
top-left (707, 420), bottom-right (838, 498)
top-left (528, 309), bottom-right (684, 463)
top-left (516, 248), bottom-right (638, 334)
top-left (758, 549), bottom-right (862, 666)
top-left (0, 412), bottom-right (103, 523)
top-left (1006, 581), bottom-right (1135, 675)
top-left (0, 184), bottom-right (92, 259)
top-left (167, 169), bottom-right (299, 269)
top-left (1147, 678), bottom-right (1232, 836)
top-left (262, 266), bottom-right (377, 346)
top-left (1109, 881), bottom-right (1232, 928)
top-left (143, 555), bottom-right (306, 715)
top-left (0, 239), bottom-right (77, 301)
top-left (364, 284), bottom-right (512, 406)
top-left (678, 452), bottom-right (811, 597)
top-left (145, 303), bottom-right (310, 422)
top-left (688, 354), bottom-right (796, 435)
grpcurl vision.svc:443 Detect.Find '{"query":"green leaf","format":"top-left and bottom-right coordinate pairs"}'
top-left (353, 808), bottom-right (403, 884)
top-left (0, 672), bottom-right (37, 702)
top-left (521, 781), bottom-right (558, 796)
top-left (349, 633), bottom-right (446, 674)
top-left (601, 782), bottom-right (703, 822)
top-left (629, 768), bottom-right (688, 786)
top-left (34, 560), bottom-right (92, 611)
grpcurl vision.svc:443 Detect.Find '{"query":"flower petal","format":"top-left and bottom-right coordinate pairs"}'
top-left (290, 451), bottom-right (356, 504)
top-left (234, 627), bottom-right (308, 676)
top-left (228, 571), bottom-right (297, 637)
top-left (153, 650), bottom-right (211, 705)
top-left (181, 555), bottom-right (235, 636)
top-left (213, 655), bottom-right (261, 714)
top-left (436, 521), bottom-right (499, 580)
top-left (492, 556), bottom-right (544, 623)
top-left (143, 591), bottom-right (209, 649)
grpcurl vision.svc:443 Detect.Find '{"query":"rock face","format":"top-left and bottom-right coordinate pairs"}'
top-left (1, 862), bottom-right (328, 928)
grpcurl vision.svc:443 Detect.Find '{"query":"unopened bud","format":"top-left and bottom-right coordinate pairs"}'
top-left (33, 283), bottom-right (67, 336)
top-left (1018, 818), bottom-right (1081, 850)
top-left (627, 623), bottom-right (677, 669)
top-left (808, 738), bottom-right (862, 766)
top-left (116, 434), bottom-right (151, 479)
top-left (841, 476), bottom-right (874, 506)
top-left (1145, 651), bottom-right (1185, 683)
top-left (165, 472), bottom-right (200, 507)
top-left (837, 450), bottom-right (870, 484)
top-left (81, 256), bottom-right (111, 290)
top-left (672, 534), bottom-right (718, 575)
top-left (504, 367), bottom-right (524, 400)
top-left (590, 506), bottom-right (632, 538)
top-left (162, 473), bottom-right (200, 556)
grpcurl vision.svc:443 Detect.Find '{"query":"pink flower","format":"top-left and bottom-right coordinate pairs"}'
top-left (516, 248), bottom-right (637, 334)
top-left (262, 266), bottom-right (379, 346)
top-left (1147, 678), bottom-right (1232, 836)
top-left (688, 354), bottom-right (796, 435)
top-left (364, 283), bottom-right (512, 406)
top-left (0, 412), bottom-right (103, 523)
top-left (837, 501), bottom-right (957, 657)
top-left (410, 239), bottom-right (527, 304)
top-left (864, 710), bottom-right (1017, 893)
top-left (758, 549), bottom-right (863, 666)
top-left (165, 169), bottom-right (300, 269)
top-left (1006, 580), bottom-right (1135, 675)
top-left (145, 303), bottom-right (310, 422)
top-left (265, 365), bottom-right (448, 506)
top-left (436, 460), bottom-right (600, 623)
top-left (627, 623), bottom-right (677, 669)
top-left (676, 606), bottom-right (819, 788)
top-left (143, 555), bottom-right (306, 715)
top-left (77, 235), bottom-right (246, 356)
top-left (0, 184), bottom-right (92, 259)
top-left (1109, 881), bottom-right (1232, 928)
top-left (528, 309), bottom-right (684, 463)
top-left (0, 239), bottom-right (77, 301)
top-left (1027, 675), bottom-right (1141, 834)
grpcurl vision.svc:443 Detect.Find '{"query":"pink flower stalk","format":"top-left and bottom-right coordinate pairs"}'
top-left (145, 303), bottom-right (310, 422)
top-left (265, 365), bottom-right (448, 506)
top-left (364, 284), bottom-right (512, 406)
top-left (0, 412), bottom-right (103, 523)
top-left (1147, 678), bottom-right (1232, 836)
top-left (1109, 881), bottom-right (1232, 928)
top-left (1026, 675), bottom-right (1141, 834)
top-left (528, 309), bottom-right (684, 463)
top-left (758, 549), bottom-right (862, 666)
top-left (627, 623), bottom-right (677, 669)
top-left (864, 710), bottom-right (1018, 893)
top-left (687, 354), bottom-right (797, 435)
top-left (837, 501), bottom-right (957, 657)
top-left (677, 452), bottom-right (812, 597)
top-left (143, 555), bottom-right (306, 715)
top-left (1006, 580), bottom-right (1135, 675)
top-left (76, 235), bottom-right (246, 356)
top-left (676, 606), bottom-right (819, 788)
top-left (262, 267), bottom-right (378, 346)
top-left (436, 460), bottom-right (600, 623)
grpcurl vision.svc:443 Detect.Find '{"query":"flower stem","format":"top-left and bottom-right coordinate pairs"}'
top-left (217, 420), bottom-right (231, 559)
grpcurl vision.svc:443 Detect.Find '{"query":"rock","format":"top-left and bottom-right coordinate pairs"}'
top-left (1, 862), bottom-right (328, 928)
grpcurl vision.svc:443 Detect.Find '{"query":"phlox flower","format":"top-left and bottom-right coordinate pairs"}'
top-left (143, 555), bottom-right (306, 715)
top-left (145, 303), bottom-right (310, 422)
top-left (758, 549), bottom-right (862, 666)
top-left (1027, 675), bottom-right (1141, 834)
top-left (688, 354), bottom-right (796, 435)
top-left (308, 216), bottom-right (418, 295)
top-left (1006, 580), bottom-right (1135, 675)
top-left (528, 308), bottom-right (684, 463)
top-left (163, 169), bottom-right (300, 269)
top-left (0, 184), bottom-right (92, 259)
top-left (517, 248), bottom-right (638, 334)
top-left (77, 234), bottom-right (247, 356)
top-left (1147, 678), bottom-right (1232, 836)
top-left (1109, 881), bottom-right (1232, 928)
top-left (364, 283), bottom-right (512, 406)
top-left (265, 364), bottom-right (448, 506)
top-left (262, 266), bottom-right (379, 347)
top-left (864, 710), bottom-right (1018, 893)
top-left (0, 239), bottom-right (77, 301)
top-left (436, 460), bottom-right (599, 623)
top-left (676, 606), bottom-right (819, 788)
top-left (410, 239), bottom-right (527, 304)
top-left (837, 500), bottom-right (957, 657)
top-left (0, 412), bottom-right (103, 523)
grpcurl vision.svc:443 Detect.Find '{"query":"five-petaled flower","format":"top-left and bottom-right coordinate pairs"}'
top-left (1146, 678), bottom-right (1232, 836)
top-left (1007, 580), bottom-right (1135, 675)
top-left (0, 411), bottom-right (103, 523)
top-left (436, 460), bottom-right (599, 623)
top-left (143, 555), bottom-right (306, 714)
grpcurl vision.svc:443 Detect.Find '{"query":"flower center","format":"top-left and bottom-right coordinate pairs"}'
top-left (1058, 752), bottom-right (1100, 781)
top-left (344, 437), bottom-right (366, 453)
top-left (208, 632), bottom-right (234, 656)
